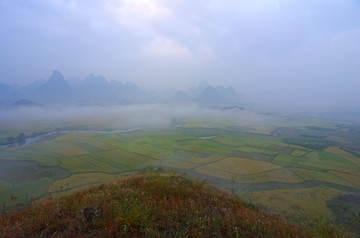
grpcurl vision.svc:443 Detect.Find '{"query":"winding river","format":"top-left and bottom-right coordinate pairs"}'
top-left (0, 127), bottom-right (141, 149)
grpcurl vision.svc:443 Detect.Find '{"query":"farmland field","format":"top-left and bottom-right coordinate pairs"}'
top-left (1, 109), bottom-right (360, 228)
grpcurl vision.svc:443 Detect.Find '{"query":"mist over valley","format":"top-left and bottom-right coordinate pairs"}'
top-left (1, 0), bottom-right (360, 236)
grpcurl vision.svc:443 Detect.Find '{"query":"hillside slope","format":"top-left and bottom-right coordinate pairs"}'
top-left (0, 171), bottom-right (343, 237)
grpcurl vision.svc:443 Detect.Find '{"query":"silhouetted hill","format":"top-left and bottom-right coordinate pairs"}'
top-left (73, 74), bottom-right (143, 104)
top-left (111, 81), bottom-right (143, 102)
top-left (75, 74), bottom-right (109, 102)
top-left (196, 84), bottom-right (245, 104)
top-left (66, 77), bottom-right (82, 87)
top-left (196, 86), bottom-right (222, 104)
top-left (169, 81), bottom-right (245, 105)
top-left (215, 85), bottom-right (246, 101)
top-left (6, 79), bottom-right (46, 103)
top-left (0, 71), bottom-right (246, 106)
top-left (187, 80), bottom-right (210, 97)
top-left (0, 83), bottom-right (16, 103)
top-left (10, 99), bottom-right (42, 108)
top-left (20, 79), bottom-right (46, 94)
top-left (29, 70), bottom-right (72, 103)
top-left (170, 91), bottom-right (192, 103)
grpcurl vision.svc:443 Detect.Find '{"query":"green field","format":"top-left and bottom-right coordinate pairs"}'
top-left (1, 113), bottom-right (360, 228)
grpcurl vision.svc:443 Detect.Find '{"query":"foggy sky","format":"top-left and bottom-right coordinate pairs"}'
top-left (0, 0), bottom-right (359, 108)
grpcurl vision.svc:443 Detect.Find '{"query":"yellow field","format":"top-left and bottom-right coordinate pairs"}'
top-left (305, 151), bottom-right (320, 160)
top-left (289, 168), bottom-right (355, 188)
top-left (269, 141), bottom-right (308, 150)
top-left (239, 187), bottom-right (345, 222)
top-left (214, 137), bottom-right (244, 147)
top-left (329, 171), bottom-right (360, 188)
top-left (206, 157), bottom-right (281, 175)
top-left (248, 126), bottom-right (274, 135)
top-left (88, 139), bottom-right (115, 150)
top-left (53, 132), bottom-right (96, 143)
top-left (291, 150), bottom-right (307, 157)
top-left (54, 143), bottom-right (89, 156)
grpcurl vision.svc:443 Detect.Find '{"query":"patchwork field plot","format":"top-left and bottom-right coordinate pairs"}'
top-left (181, 154), bottom-right (226, 164)
top-left (272, 154), bottom-right (308, 167)
top-left (114, 141), bottom-right (173, 159)
top-left (205, 157), bottom-right (281, 175)
top-left (0, 115), bottom-right (359, 229)
top-left (194, 167), bottom-right (303, 184)
top-left (54, 143), bottom-right (89, 156)
top-left (158, 159), bottom-right (198, 170)
top-left (236, 146), bottom-right (277, 156)
top-left (0, 144), bottom-right (63, 167)
top-left (239, 187), bottom-right (346, 222)
top-left (291, 150), bottom-right (307, 156)
top-left (217, 136), bottom-right (284, 148)
top-left (91, 149), bottom-right (155, 169)
top-left (60, 155), bottom-right (119, 173)
top-left (2, 178), bottom-right (54, 206)
top-left (325, 146), bottom-right (360, 167)
top-left (329, 171), bottom-right (360, 187)
top-left (289, 168), bottom-right (356, 188)
top-left (300, 151), bottom-right (357, 172)
top-left (239, 168), bottom-right (304, 183)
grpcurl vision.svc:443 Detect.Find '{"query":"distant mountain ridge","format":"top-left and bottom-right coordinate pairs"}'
top-left (0, 70), bottom-right (246, 106)
top-left (0, 83), bottom-right (16, 104)
top-left (171, 82), bottom-right (245, 105)
top-left (10, 99), bottom-right (42, 108)
top-left (29, 70), bottom-right (72, 103)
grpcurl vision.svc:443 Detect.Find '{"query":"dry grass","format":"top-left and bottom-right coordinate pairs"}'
top-left (0, 171), bottom-right (332, 237)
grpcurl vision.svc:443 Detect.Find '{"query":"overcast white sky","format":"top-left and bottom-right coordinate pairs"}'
top-left (0, 0), bottom-right (359, 107)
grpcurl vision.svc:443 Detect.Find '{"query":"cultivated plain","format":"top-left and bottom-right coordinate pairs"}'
top-left (0, 106), bottom-right (359, 230)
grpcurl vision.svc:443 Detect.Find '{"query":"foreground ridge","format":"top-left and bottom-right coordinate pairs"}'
top-left (0, 171), bottom-right (344, 237)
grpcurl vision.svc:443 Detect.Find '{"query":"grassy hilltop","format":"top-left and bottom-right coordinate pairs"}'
top-left (0, 170), bottom-right (347, 237)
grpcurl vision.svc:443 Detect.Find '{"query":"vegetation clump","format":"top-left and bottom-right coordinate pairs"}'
top-left (0, 171), bottom-right (349, 237)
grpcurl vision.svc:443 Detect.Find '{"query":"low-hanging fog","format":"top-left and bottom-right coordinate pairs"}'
top-left (0, 104), bottom-right (281, 132)
top-left (0, 0), bottom-right (359, 109)
top-left (0, 104), bottom-right (211, 129)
